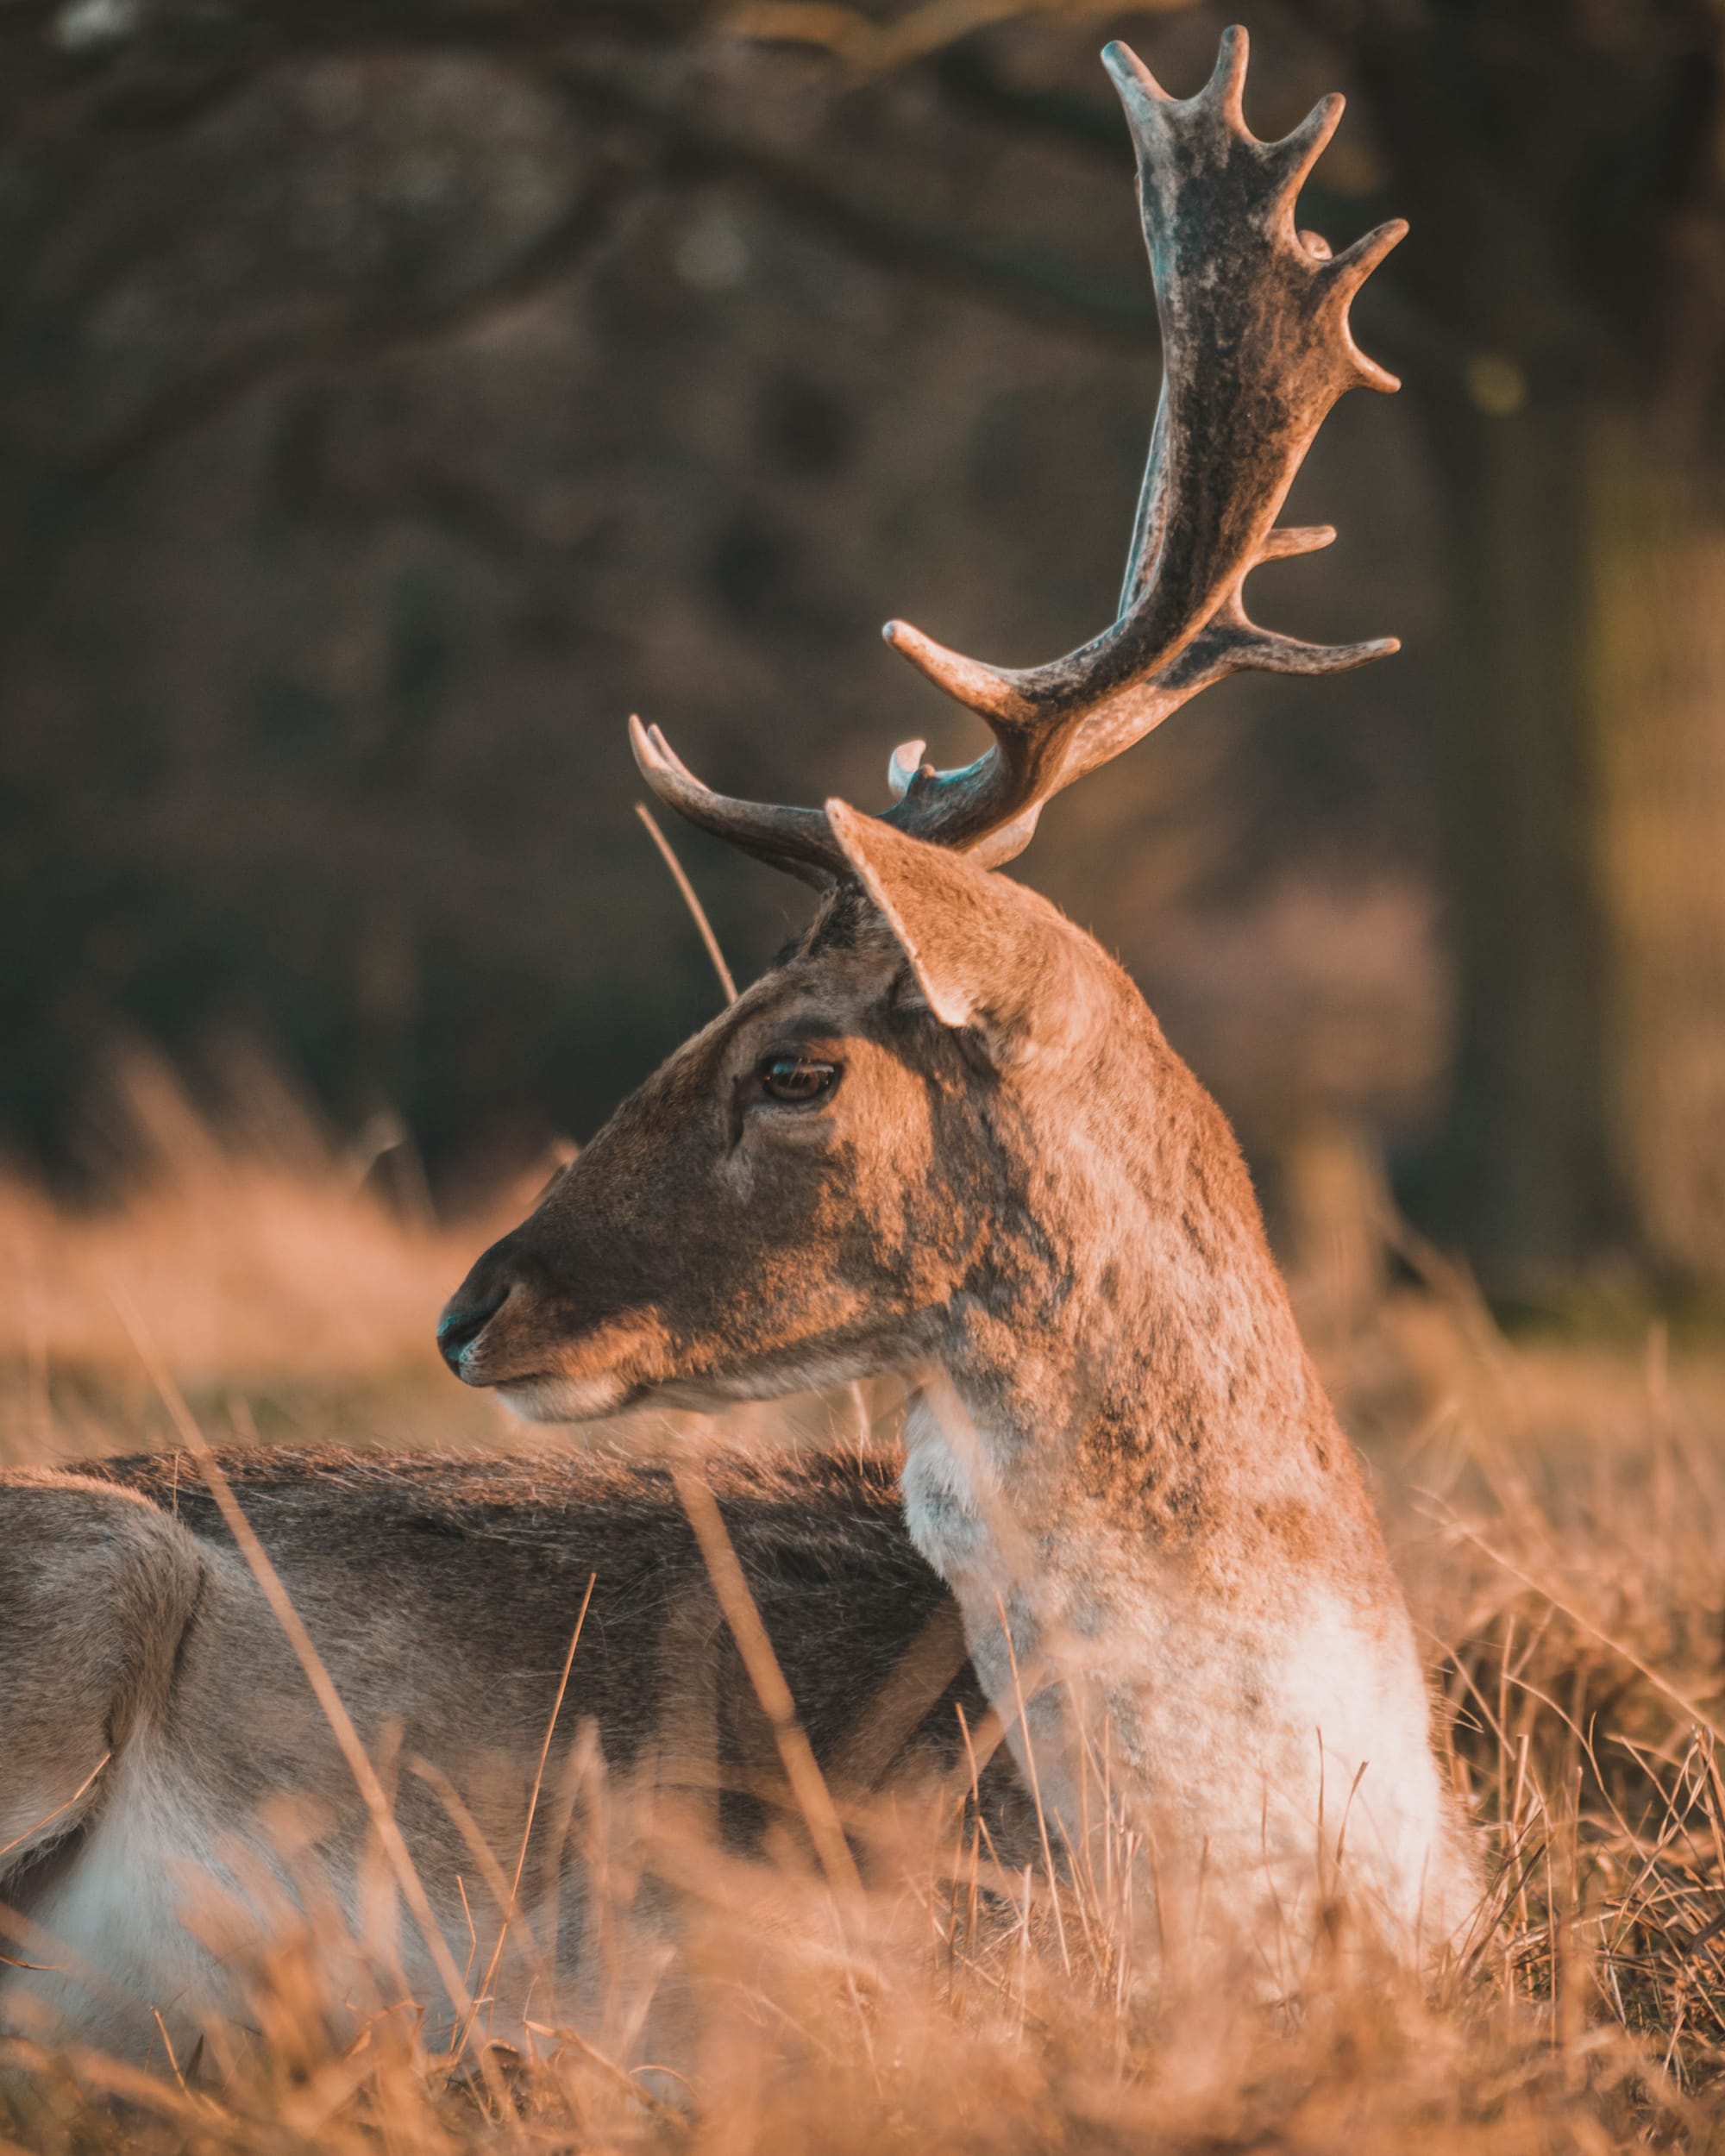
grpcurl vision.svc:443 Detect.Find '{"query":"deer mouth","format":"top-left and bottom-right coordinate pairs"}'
top-left (465, 1309), bottom-right (678, 1422)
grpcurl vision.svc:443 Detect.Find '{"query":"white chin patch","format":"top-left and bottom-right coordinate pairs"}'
top-left (494, 1373), bottom-right (631, 1424)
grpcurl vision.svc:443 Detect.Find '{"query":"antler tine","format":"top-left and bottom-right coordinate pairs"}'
top-left (1262, 89), bottom-right (1345, 201)
top-left (631, 24), bottom-right (1406, 883)
top-left (1324, 219), bottom-right (1409, 394)
top-left (886, 739), bottom-right (928, 801)
top-left (1258, 524), bottom-right (1337, 562)
top-left (629, 717), bottom-right (837, 888)
top-left (1206, 15), bottom-right (1251, 129)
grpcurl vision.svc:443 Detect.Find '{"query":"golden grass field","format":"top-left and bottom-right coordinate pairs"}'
top-left (6, 1056), bottom-right (1725, 2153)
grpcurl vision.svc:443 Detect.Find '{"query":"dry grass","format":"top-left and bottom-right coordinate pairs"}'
top-left (6, 1073), bottom-right (1725, 2153)
top-left (0, 1050), bottom-right (509, 1457)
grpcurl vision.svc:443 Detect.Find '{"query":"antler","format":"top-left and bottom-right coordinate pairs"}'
top-left (632, 24), bottom-right (1407, 887)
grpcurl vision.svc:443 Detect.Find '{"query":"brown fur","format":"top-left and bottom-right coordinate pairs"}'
top-left (0, 1441), bottom-right (1019, 2056)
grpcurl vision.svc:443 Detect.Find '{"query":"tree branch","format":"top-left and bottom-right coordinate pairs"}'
top-left (554, 54), bottom-right (1154, 342)
top-left (50, 33), bottom-right (1161, 498)
top-left (720, 0), bottom-right (1184, 77)
top-left (66, 154), bottom-right (648, 486)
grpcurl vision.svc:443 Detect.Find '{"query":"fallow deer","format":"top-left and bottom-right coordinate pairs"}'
top-left (438, 24), bottom-right (1477, 1955)
top-left (0, 28), bottom-right (1474, 2066)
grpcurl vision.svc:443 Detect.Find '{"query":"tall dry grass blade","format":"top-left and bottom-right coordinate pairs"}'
top-left (0, 1898), bottom-right (118, 2009)
top-left (0, 1754), bottom-right (110, 1866)
top-left (405, 1751), bottom-right (678, 2127)
top-left (149, 2009), bottom-right (191, 2101)
top-left (993, 1590), bottom-right (1072, 1978)
top-left (463, 1573), bottom-right (593, 2057)
top-left (107, 1286), bottom-right (509, 2108)
top-left (635, 802), bottom-right (738, 1004)
top-left (830, 1601), bottom-right (971, 1791)
top-left (409, 1758), bottom-right (546, 1984)
top-left (671, 1465), bottom-right (862, 1907)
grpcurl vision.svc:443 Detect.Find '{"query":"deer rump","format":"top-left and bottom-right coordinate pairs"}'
top-left (0, 1444), bottom-right (1010, 2059)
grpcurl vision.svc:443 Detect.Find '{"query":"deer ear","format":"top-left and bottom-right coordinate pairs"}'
top-left (824, 798), bottom-right (1057, 1034)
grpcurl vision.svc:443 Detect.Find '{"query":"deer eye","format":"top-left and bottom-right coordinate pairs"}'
top-left (759, 1053), bottom-right (841, 1106)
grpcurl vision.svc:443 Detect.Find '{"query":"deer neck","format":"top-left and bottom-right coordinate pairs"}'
top-left (900, 1028), bottom-right (1390, 1663)
top-left (893, 1015), bottom-right (1452, 1900)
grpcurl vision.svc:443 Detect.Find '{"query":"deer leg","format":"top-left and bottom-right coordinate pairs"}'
top-left (0, 1471), bottom-right (205, 2050)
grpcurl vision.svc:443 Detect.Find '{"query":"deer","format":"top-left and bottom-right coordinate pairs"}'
top-left (436, 24), bottom-right (1476, 1958)
top-left (0, 28), bottom-right (1475, 2070)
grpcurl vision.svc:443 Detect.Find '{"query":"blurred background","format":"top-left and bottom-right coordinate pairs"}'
top-left (3, 0), bottom-right (1722, 1327)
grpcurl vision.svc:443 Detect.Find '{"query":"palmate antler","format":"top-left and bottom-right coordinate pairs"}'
top-left (631, 25), bottom-right (1407, 887)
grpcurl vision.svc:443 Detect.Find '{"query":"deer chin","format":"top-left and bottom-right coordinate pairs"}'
top-left (499, 1340), bottom-right (906, 1424)
top-left (475, 1310), bottom-right (680, 1422)
top-left (494, 1370), bottom-right (645, 1423)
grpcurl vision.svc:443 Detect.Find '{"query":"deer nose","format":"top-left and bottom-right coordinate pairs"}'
top-left (436, 1280), bottom-right (509, 1371)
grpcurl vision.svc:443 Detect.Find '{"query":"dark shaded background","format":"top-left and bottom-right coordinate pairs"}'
top-left (4, 0), bottom-right (1722, 1309)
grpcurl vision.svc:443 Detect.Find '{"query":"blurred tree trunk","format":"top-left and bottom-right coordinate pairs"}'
top-left (1338, 3), bottom-right (1725, 1301)
top-left (1584, 409), bottom-right (1725, 1289)
top-left (1420, 388), bottom-right (1615, 1281)
top-left (1421, 385), bottom-right (1725, 1296)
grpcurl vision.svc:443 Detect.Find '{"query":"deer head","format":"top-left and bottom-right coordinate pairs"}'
top-left (439, 26), bottom-right (1406, 1439)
